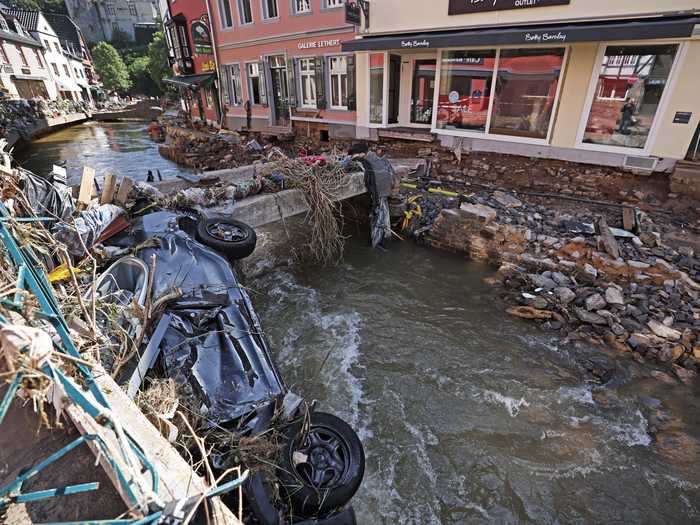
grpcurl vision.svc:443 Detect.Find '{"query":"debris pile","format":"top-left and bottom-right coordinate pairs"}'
top-left (158, 125), bottom-right (258, 170)
top-left (0, 99), bottom-right (90, 138)
top-left (400, 177), bottom-right (700, 385)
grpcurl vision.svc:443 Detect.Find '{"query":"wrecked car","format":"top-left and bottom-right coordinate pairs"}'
top-left (101, 210), bottom-right (365, 525)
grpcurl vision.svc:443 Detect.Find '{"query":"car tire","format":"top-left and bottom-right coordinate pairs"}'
top-left (195, 217), bottom-right (257, 259)
top-left (278, 412), bottom-right (365, 518)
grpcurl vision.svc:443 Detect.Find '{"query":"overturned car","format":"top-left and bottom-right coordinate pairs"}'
top-left (94, 210), bottom-right (365, 524)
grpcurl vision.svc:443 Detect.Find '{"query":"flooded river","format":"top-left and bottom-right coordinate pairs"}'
top-left (18, 121), bottom-right (191, 185)
top-left (23, 123), bottom-right (700, 524)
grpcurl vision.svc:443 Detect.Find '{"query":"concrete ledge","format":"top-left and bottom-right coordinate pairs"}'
top-left (7, 112), bottom-right (90, 149)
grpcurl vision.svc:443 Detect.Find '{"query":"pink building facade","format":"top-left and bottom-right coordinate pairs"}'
top-left (210, 0), bottom-right (357, 138)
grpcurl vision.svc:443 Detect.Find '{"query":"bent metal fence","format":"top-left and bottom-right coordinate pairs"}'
top-left (0, 203), bottom-right (247, 524)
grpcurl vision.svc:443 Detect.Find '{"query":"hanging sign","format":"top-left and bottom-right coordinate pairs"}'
top-left (449, 0), bottom-right (570, 15)
top-left (191, 17), bottom-right (212, 55)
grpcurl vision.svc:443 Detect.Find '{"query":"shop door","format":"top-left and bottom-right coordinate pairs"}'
top-left (410, 59), bottom-right (436, 125)
top-left (269, 55), bottom-right (290, 127)
top-left (388, 55), bottom-right (401, 124)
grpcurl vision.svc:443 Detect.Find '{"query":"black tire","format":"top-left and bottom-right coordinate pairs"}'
top-left (278, 412), bottom-right (365, 518)
top-left (195, 217), bottom-right (257, 259)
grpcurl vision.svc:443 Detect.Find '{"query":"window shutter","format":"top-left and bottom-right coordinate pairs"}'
top-left (220, 66), bottom-right (230, 106)
top-left (346, 54), bottom-right (356, 111)
top-left (314, 56), bottom-right (326, 110)
top-left (260, 58), bottom-right (269, 107)
top-left (287, 57), bottom-right (297, 108)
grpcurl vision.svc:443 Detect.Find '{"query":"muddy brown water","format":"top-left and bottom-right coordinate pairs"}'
top-left (20, 122), bottom-right (700, 524)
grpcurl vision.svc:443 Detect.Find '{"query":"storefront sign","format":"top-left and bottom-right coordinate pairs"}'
top-left (444, 56), bottom-right (484, 65)
top-left (673, 111), bottom-right (693, 124)
top-left (449, 0), bottom-right (570, 15)
top-left (201, 60), bottom-right (216, 72)
top-left (401, 39), bottom-right (431, 49)
top-left (191, 17), bottom-right (212, 55)
top-left (298, 39), bottom-right (341, 50)
top-left (524, 31), bottom-right (568, 43)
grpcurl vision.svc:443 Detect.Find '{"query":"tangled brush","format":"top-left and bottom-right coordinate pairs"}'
top-left (261, 159), bottom-right (350, 265)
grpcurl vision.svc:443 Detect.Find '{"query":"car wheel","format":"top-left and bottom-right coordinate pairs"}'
top-left (196, 217), bottom-right (257, 259)
top-left (278, 412), bottom-right (365, 518)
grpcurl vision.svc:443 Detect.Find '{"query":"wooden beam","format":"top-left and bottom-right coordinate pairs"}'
top-left (115, 177), bottom-right (134, 205)
top-left (100, 174), bottom-right (118, 204)
top-left (77, 167), bottom-right (95, 209)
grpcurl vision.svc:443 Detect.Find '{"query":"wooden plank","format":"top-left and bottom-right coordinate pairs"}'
top-left (89, 364), bottom-right (241, 523)
top-left (77, 167), bottom-right (95, 209)
top-left (622, 207), bottom-right (637, 233)
top-left (100, 174), bottom-right (118, 204)
top-left (115, 177), bottom-right (134, 205)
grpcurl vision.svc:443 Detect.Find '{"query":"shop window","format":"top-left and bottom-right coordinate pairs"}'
top-left (369, 53), bottom-right (384, 124)
top-left (247, 62), bottom-right (266, 105)
top-left (329, 56), bottom-right (347, 110)
top-left (490, 48), bottom-right (565, 140)
top-left (582, 44), bottom-right (678, 150)
top-left (436, 49), bottom-right (496, 132)
top-left (293, 0), bottom-right (311, 14)
top-left (33, 49), bottom-right (43, 68)
top-left (222, 63), bottom-right (242, 105)
top-left (219, 0), bottom-right (233, 28)
top-left (299, 58), bottom-right (316, 108)
top-left (262, 0), bottom-right (278, 19)
top-left (15, 45), bottom-right (28, 67)
top-left (238, 0), bottom-right (253, 24)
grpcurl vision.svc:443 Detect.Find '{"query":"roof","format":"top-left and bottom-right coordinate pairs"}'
top-left (3, 8), bottom-right (39, 32)
top-left (0, 7), bottom-right (42, 48)
top-left (43, 13), bottom-right (82, 53)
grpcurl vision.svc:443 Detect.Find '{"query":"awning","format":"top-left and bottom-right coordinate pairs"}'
top-left (163, 73), bottom-right (215, 90)
top-left (55, 78), bottom-right (81, 92)
top-left (11, 74), bottom-right (48, 81)
top-left (342, 15), bottom-right (699, 52)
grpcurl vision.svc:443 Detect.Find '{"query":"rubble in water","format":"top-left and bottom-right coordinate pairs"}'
top-left (398, 165), bottom-right (700, 386)
top-left (0, 99), bottom-right (90, 138)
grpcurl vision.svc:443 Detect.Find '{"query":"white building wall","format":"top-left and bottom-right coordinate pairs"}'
top-left (32, 13), bottom-right (82, 100)
top-left (0, 40), bottom-right (56, 100)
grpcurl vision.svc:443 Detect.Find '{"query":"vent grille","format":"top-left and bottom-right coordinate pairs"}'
top-left (623, 156), bottom-right (658, 172)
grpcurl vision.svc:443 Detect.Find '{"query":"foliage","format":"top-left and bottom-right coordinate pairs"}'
top-left (128, 55), bottom-right (159, 96)
top-left (147, 31), bottom-right (171, 93)
top-left (91, 42), bottom-right (131, 92)
top-left (109, 28), bottom-right (133, 51)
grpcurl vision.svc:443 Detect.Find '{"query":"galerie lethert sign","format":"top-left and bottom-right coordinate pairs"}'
top-left (449, 0), bottom-right (571, 15)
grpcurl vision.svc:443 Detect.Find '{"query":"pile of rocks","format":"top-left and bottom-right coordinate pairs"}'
top-left (405, 185), bottom-right (700, 385)
top-left (0, 98), bottom-right (90, 138)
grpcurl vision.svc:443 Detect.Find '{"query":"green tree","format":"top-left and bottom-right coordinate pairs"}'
top-left (128, 55), bottom-right (159, 96)
top-left (91, 42), bottom-right (131, 92)
top-left (147, 31), bottom-right (171, 93)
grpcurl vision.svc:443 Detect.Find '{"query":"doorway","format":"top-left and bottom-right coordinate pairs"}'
top-left (388, 54), bottom-right (401, 124)
top-left (411, 59), bottom-right (436, 125)
top-left (269, 55), bottom-right (290, 127)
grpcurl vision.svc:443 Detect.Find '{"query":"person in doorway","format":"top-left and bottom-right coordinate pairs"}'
top-left (618, 98), bottom-right (636, 134)
top-left (244, 100), bottom-right (252, 130)
top-left (348, 142), bottom-right (394, 248)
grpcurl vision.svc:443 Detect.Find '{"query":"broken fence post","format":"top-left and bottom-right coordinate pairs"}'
top-left (115, 177), bottom-right (134, 205)
top-left (77, 166), bottom-right (96, 210)
top-left (100, 173), bottom-right (118, 204)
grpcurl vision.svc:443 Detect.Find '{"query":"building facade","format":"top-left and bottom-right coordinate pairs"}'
top-left (209, 0), bottom-right (357, 137)
top-left (161, 0), bottom-right (220, 123)
top-left (6, 9), bottom-right (86, 102)
top-left (0, 9), bottom-right (53, 100)
top-left (345, 0), bottom-right (700, 171)
top-left (64, 0), bottom-right (158, 44)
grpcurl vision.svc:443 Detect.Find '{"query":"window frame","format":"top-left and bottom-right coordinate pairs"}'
top-left (218, 0), bottom-right (234, 29)
top-left (429, 45), bottom-right (569, 146)
top-left (15, 45), bottom-right (28, 67)
top-left (297, 57), bottom-right (317, 109)
top-left (367, 51), bottom-right (388, 126)
top-left (222, 62), bottom-right (243, 106)
top-left (574, 41), bottom-right (687, 157)
top-left (51, 62), bottom-right (59, 75)
top-left (33, 48), bottom-right (44, 68)
top-left (292, 0), bottom-right (311, 15)
top-left (323, 0), bottom-right (344, 8)
top-left (328, 55), bottom-right (348, 110)
top-left (238, 0), bottom-right (254, 25)
top-left (246, 61), bottom-right (267, 106)
top-left (0, 43), bottom-right (9, 65)
top-left (261, 0), bottom-right (279, 20)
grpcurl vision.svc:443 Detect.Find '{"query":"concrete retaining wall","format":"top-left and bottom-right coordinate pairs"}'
top-left (6, 112), bottom-right (90, 150)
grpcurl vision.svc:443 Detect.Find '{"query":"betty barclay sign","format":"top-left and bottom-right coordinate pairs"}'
top-left (297, 39), bottom-right (341, 50)
top-left (449, 0), bottom-right (571, 15)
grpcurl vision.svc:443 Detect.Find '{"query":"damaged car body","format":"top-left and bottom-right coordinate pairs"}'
top-left (103, 210), bottom-right (365, 525)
